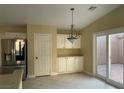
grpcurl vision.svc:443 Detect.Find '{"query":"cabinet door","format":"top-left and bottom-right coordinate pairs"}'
top-left (58, 57), bottom-right (67, 73)
top-left (74, 57), bottom-right (79, 71)
top-left (75, 57), bottom-right (80, 71)
top-left (72, 36), bottom-right (81, 48)
top-left (57, 34), bottom-right (65, 48)
top-left (17, 33), bottom-right (27, 39)
top-left (65, 35), bottom-right (73, 48)
top-left (74, 57), bottom-right (83, 72)
top-left (5, 32), bottom-right (16, 39)
top-left (66, 57), bottom-right (75, 72)
top-left (78, 57), bottom-right (83, 71)
top-left (5, 32), bottom-right (27, 39)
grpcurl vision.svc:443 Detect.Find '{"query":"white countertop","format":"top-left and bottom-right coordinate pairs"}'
top-left (58, 56), bottom-right (83, 57)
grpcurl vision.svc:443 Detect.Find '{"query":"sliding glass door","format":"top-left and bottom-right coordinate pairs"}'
top-left (96, 35), bottom-right (107, 78)
top-left (108, 33), bottom-right (124, 84)
top-left (95, 28), bottom-right (124, 88)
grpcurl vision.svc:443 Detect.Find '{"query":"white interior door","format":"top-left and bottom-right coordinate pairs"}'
top-left (34, 33), bottom-right (52, 76)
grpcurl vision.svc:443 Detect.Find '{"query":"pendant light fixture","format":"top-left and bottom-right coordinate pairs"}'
top-left (67, 8), bottom-right (79, 44)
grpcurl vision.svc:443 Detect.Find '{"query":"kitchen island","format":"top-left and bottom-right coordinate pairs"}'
top-left (0, 69), bottom-right (23, 89)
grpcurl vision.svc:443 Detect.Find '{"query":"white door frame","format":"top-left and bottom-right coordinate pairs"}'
top-left (34, 33), bottom-right (52, 76)
top-left (93, 27), bottom-right (124, 88)
top-left (93, 32), bottom-right (108, 80)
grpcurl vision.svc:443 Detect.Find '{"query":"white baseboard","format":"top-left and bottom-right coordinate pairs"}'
top-left (83, 70), bottom-right (93, 76)
top-left (27, 74), bottom-right (35, 78)
top-left (57, 71), bottom-right (83, 75)
top-left (50, 72), bottom-right (58, 76)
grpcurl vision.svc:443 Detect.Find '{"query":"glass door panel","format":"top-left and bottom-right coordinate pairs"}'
top-left (109, 33), bottom-right (124, 84)
top-left (96, 35), bottom-right (107, 77)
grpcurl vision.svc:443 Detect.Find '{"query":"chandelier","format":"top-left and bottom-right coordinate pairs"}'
top-left (67, 8), bottom-right (79, 44)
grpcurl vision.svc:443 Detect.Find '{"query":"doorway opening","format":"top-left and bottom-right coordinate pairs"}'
top-left (109, 33), bottom-right (124, 84)
top-left (34, 33), bottom-right (52, 76)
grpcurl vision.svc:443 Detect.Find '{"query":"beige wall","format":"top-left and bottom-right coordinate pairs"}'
top-left (80, 5), bottom-right (124, 73)
top-left (27, 24), bottom-right (57, 75)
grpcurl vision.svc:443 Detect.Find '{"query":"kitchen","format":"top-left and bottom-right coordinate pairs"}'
top-left (0, 4), bottom-right (123, 89)
top-left (0, 27), bottom-right (27, 88)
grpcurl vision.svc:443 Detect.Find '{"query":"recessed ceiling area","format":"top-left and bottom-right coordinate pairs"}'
top-left (0, 4), bottom-right (121, 30)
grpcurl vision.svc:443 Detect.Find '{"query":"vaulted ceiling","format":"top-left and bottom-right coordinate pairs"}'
top-left (0, 4), bottom-right (121, 30)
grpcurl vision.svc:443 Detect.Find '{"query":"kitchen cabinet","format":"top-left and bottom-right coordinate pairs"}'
top-left (57, 34), bottom-right (81, 49)
top-left (66, 57), bottom-right (75, 72)
top-left (57, 34), bottom-right (65, 48)
top-left (58, 57), bottom-right (67, 73)
top-left (72, 36), bottom-right (81, 48)
top-left (64, 35), bottom-right (73, 48)
top-left (0, 32), bottom-right (27, 39)
top-left (75, 57), bottom-right (83, 71)
top-left (58, 56), bottom-right (83, 74)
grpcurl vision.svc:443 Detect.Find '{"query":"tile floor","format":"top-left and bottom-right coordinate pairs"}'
top-left (98, 64), bottom-right (123, 84)
top-left (22, 73), bottom-right (116, 89)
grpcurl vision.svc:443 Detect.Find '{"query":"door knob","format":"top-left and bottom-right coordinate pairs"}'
top-left (36, 57), bottom-right (38, 59)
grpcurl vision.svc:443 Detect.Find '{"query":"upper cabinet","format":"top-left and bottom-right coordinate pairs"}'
top-left (57, 34), bottom-right (81, 49)
top-left (72, 36), bottom-right (81, 48)
top-left (64, 34), bottom-right (73, 48)
top-left (57, 34), bottom-right (65, 48)
top-left (0, 32), bottom-right (27, 39)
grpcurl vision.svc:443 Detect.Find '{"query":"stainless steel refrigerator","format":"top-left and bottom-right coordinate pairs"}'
top-left (1, 39), bottom-right (27, 80)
